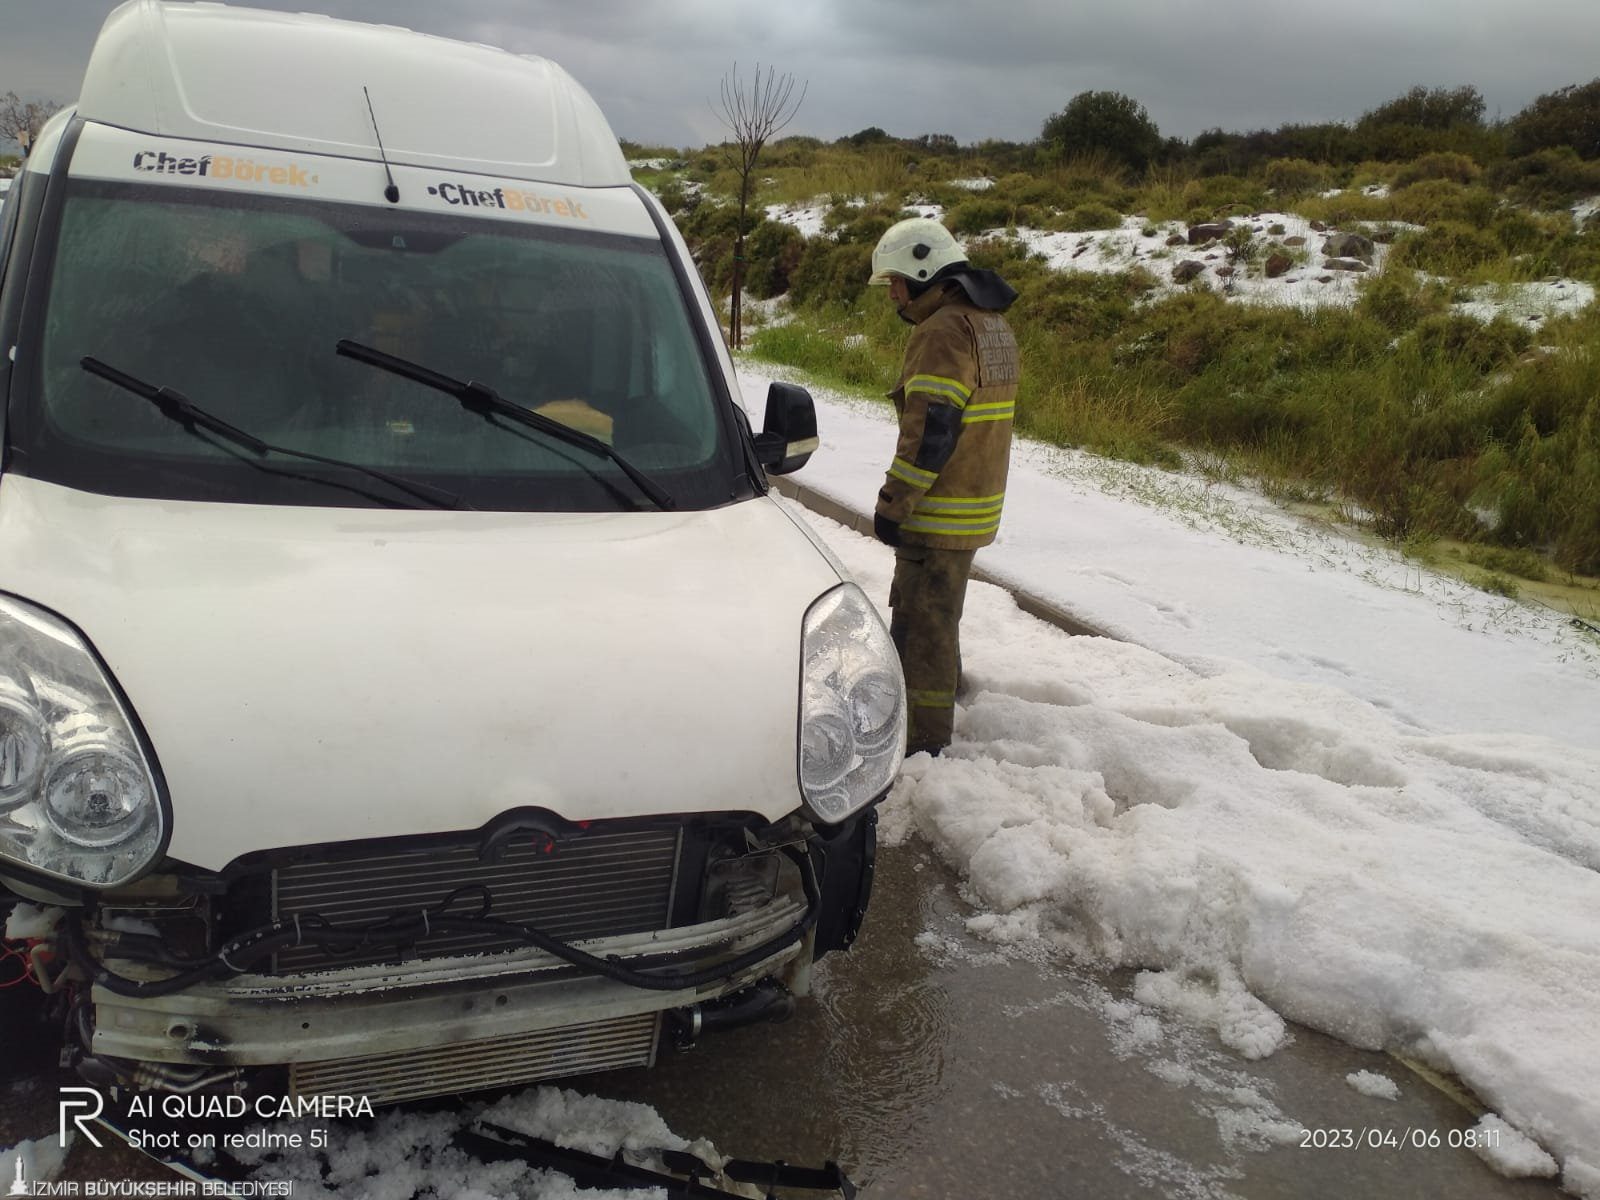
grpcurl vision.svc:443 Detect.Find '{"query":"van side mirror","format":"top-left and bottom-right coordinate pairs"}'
top-left (752, 381), bottom-right (818, 475)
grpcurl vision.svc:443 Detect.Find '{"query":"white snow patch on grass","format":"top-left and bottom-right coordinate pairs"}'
top-left (949, 177), bottom-right (994, 190)
top-left (1344, 1069), bottom-right (1400, 1100)
top-left (996, 212), bottom-right (1390, 312)
top-left (758, 197), bottom-right (1595, 326)
top-left (762, 202), bottom-right (827, 239)
top-left (1454, 279), bottom-right (1596, 327)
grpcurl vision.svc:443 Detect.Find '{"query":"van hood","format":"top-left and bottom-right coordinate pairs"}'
top-left (0, 478), bottom-right (843, 871)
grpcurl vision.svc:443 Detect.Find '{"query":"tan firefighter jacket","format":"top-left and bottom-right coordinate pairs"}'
top-left (876, 282), bottom-right (1020, 549)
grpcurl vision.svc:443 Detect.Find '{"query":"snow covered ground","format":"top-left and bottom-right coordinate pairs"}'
top-left (761, 195), bottom-right (1598, 323)
top-left (740, 365), bottom-right (1600, 1197)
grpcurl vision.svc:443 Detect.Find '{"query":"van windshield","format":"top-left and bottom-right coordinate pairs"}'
top-left (16, 179), bottom-right (748, 511)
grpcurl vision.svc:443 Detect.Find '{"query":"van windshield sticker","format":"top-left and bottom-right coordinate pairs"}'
top-left (426, 182), bottom-right (588, 220)
top-left (133, 150), bottom-right (320, 189)
top-left (69, 124), bottom-right (656, 238)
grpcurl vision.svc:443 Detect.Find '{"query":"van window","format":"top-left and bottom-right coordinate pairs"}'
top-left (15, 179), bottom-right (745, 510)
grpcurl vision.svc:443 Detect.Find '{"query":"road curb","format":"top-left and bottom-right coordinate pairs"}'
top-left (769, 475), bottom-right (1111, 640)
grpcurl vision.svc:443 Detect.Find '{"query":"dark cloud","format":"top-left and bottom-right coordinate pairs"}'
top-left (5, 0), bottom-right (1600, 150)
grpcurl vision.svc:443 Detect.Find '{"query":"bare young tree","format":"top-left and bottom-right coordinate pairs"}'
top-left (714, 63), bottom-right (806, 349)
top-left (1, 92), bottom-right (61, 154)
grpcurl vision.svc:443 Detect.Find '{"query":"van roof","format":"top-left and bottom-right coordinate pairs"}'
top-left (76, 0), bottom-right (631, 188)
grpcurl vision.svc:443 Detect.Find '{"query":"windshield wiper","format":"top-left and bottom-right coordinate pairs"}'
top-left (80, 357), bottom-right (470, 511)
top-left (335, 340), bottom-right (677, 512)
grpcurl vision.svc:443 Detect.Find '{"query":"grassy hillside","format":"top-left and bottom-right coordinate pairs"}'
top-left (627, 137), bottom-right (1600, 610)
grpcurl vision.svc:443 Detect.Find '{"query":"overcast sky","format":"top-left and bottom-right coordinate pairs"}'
top-left (5, 1), bottom-right (1600, 151)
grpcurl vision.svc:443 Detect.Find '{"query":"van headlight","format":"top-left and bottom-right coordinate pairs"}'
top-left (0, 595), bottom-right (166, 888)
top-left (799, 584), bottom-right (906, 824)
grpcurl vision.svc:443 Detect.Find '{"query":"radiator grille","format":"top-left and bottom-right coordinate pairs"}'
top-left (270, 828), bottom-right (681, 973)
top-left (288, 1013), bottom-right (659, 1104)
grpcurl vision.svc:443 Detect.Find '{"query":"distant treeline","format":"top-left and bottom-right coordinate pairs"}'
top-left (766, 80), bottom-right (1600, 179)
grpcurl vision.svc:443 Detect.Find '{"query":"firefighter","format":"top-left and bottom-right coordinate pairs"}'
top-left (868, 217), bottom-right (1021, 756)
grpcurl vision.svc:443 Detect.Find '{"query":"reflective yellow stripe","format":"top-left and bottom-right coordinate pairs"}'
top-left (962, 401), bottom-right (1015, 424)
top-left (901, 514), bottom-right (1002, 536)
top-left (907, 688), bottom-right (955, 708)
top-left (906, 374), bottom-right (973, 409)
top-left (889, 457), bottom-right (938, 488)
top-left (912, 508), bottom-right (1003, 522)
top-left (914, 492), bottom-right (1005, 515)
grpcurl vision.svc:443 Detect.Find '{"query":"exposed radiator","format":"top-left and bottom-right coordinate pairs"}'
top-left (288, 1013), bottom-right (660, 1104)
top-left (270, 828), bottom-right (681, 973)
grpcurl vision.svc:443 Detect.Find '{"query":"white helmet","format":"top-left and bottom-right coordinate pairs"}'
top-left (869, 217), bottom-right (967, 286)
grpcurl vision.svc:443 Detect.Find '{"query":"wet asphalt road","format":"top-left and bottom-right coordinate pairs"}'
top-left (2, 837), bottom-right (1563, 1199)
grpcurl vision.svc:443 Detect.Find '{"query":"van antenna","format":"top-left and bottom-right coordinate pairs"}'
top-left (363, 86), bottom-right (401, 203)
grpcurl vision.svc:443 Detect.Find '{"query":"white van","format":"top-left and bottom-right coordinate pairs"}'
top-left (0, 1), bottom-right (903, 1107)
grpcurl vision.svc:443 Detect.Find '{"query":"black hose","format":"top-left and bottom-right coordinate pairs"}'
top-left (75, 846), bottom-right (822, 999)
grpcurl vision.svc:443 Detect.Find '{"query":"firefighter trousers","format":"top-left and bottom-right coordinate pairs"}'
top-left (888, 545), bottom-right (977, 755)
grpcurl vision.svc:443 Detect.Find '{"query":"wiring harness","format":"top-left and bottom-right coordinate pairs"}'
top-left (65, 846), bottom-right (821, 999)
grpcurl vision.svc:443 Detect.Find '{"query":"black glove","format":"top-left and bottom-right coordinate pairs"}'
top-left (874, 513), bottom-right (901, 547)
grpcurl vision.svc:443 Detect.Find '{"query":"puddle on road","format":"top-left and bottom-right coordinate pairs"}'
top-left (603, 838), bottom-right (1561, 1200)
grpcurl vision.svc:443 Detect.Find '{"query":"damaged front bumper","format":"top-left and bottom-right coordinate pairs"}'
top-left (90, 895), bottom-right (809, 1067)
top-left (43, 808), bottom-right (877, 1104)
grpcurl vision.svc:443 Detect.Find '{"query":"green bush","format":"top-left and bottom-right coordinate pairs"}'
top-left (1487, 148), bottom-right (1600, 208)
top-left (1181, 174), bottom-right (1267, 216)
top-left (788, 240), bottom-right (874, 308)
top-left (1489, 208), bottom-right (1563, 255)
top-left (1461, 544), bottom-right (1551, 582)
top-left (1358, 85), bottom-right (1487, 134)
top-left (1409, 313), bottom-right (1531, 373)
top-left (994, 173), bottom-right (1069, 208)
top-left (1041, 90), bottom-right (1163, 172)
top-left (947, 197), bottom-right (1019, 234)
top-left (1016, 270), bottom-right (1146, 339)
top-left (1391, 151), bottom-right (1482, 189)
top-left (1355, 270), bottom-right (1451, 332)
top-left (681, 200), bottom-right (742, 246)
top-left (744, 220), bottom-right (807, 299)
top-left (1390, 222), bottom-right (1505, 273)
top-left (1385, 180), bottom-right (1498, 225)
top-left (1049, 152), bottom-right (1131, 196)
top-left (653, 178), bottom-right (688, 214)
top-left (1475, 341), bottom-right (1600, 572)
top-left (1508, 78), bottom-right (1600, 159)
top-left (1479, 433), bottom-right (1600, 574)
top-left (1262, 157), bottom-right (1326, 196)
top-left (1056, 201), bottom-right (1124, 231)
top-left (836, 205), bottom-right (899, 246)
top-left (820, 200), bottom-right (861, 236)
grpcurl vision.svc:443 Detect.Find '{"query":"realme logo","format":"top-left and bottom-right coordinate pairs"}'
top-left (131, 151), bottom-right (317, 187)
top-left (426, 182), bottom-right (589, 220)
